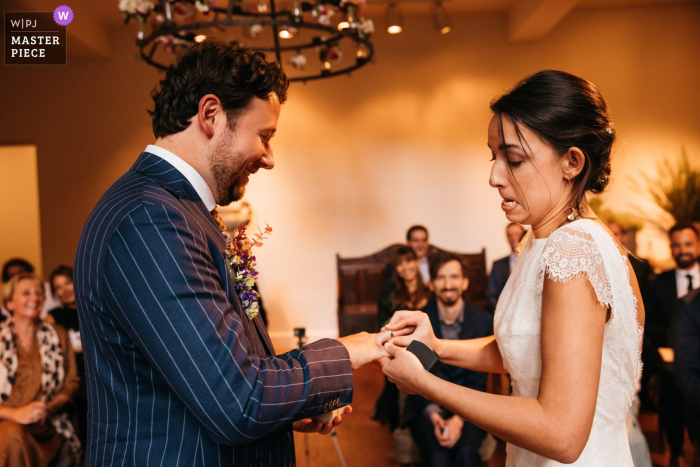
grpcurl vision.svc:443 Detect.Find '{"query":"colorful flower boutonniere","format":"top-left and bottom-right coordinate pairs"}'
top-left (223, 223), bottom-right (273, 321)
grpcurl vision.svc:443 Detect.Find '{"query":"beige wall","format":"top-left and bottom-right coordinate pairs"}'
top-left (1, 4), bottom-right (698, 346)
top-left (0, 145), bottom-right (43, 299)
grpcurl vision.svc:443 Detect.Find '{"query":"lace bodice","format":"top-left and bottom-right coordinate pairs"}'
top-left (494, 219), bottom-right (642, 466)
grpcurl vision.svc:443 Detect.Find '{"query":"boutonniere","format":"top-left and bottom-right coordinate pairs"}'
top-left (223, 223), bottom-right (273, 321)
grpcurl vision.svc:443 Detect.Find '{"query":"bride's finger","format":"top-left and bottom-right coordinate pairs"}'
top-left (391, 326), bottom-right (414, 336)
top-left (388, 310), bottom-right (418, 325)
top-left (385, 315), bottom-right (422, 330)
top-left (389, 335), bottom-right (416, 348)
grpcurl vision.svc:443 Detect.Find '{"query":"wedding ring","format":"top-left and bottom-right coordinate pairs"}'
top-left (389, 330), bottom-right (394, 339)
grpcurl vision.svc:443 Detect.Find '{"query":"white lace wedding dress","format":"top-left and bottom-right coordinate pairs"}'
top-left (494, 219), bottom-right (643, 466)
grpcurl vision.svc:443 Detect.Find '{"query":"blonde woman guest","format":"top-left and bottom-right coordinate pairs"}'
top-left (0, 273), bottom-right (81, 467)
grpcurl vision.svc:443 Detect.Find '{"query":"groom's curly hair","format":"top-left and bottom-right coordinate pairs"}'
top-left (149, 41), bottom-right (289, 138)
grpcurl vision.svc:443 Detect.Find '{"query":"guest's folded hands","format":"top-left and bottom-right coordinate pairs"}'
top-left (7, 401), bottom-right (48, 425)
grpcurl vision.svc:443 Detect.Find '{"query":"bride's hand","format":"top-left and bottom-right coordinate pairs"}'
top-left (384, 310), bottom-right (441, 353)
top-left (379, 343), bottom-right (426, 395)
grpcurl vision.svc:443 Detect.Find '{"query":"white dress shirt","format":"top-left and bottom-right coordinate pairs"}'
top-left (509, 252), bottom-right (518, 273)
top-left (145, 144), bottom-right (217, 211)
top-left (419, 256), bottom-right (430, 284)
top-left (675, 262), bottom-right (700, 298)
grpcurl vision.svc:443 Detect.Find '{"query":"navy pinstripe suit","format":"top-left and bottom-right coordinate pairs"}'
top-left (75, 152), bottom-right (353, 466)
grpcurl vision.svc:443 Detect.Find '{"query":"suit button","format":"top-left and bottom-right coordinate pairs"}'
top-left (323, 403), bottom-right (329, 413)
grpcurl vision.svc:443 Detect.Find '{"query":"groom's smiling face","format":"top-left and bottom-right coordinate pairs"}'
top-left (209, 93), bottom-right (281, 206)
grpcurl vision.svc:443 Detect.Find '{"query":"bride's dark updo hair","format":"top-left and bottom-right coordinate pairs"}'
top-left (490, 70), bottom-right (615, 212)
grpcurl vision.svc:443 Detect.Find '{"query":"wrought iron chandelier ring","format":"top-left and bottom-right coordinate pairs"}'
top-left (130, 1), bottom-right (375, 82)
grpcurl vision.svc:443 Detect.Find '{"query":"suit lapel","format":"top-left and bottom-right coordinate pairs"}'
top-left (425, 303), bottom-right (443, 340)
top-left (252, 315), bottom-right (275, 355)
top-left (131, 152), bottom-right (276, 354)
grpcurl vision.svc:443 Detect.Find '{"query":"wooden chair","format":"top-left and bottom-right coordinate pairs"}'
top-left (336, 244), bottom-right (488, 337)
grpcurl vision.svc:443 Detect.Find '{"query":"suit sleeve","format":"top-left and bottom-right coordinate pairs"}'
top-left (673, 297), bottom-right (700, 415)
top-left (102, 203), bottom-right (353, 445)
top-left (486, 261), bottom-right (501, 312)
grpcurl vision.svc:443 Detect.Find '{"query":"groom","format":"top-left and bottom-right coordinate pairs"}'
top-left (74, 41), bottom-right (387, 466)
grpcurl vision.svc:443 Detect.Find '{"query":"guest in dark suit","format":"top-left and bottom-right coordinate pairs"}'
top-left (674, 289), bottom-right (700, 467)
top-left (648, 223), bottom-right (699, 467)
top-left (74, 41), bottom-right (387, 467)
top-left (486, 223), bottom-right (525, 312)
top-left (404, 253), bottom-right (493, 467)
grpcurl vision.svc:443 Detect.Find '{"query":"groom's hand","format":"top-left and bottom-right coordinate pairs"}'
top-left (336, 332), bottom-right (391, 369)
top-left (292, 406), bottom-right (353, 435)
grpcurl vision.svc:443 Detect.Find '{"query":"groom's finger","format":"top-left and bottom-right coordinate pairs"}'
top-left (375, 330), bottom-right (392, 346)
top-left (319, 421), bottom-right (334, 435)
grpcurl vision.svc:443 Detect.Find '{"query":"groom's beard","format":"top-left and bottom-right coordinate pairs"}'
top-left (209, 131), bottom-right (250, 206)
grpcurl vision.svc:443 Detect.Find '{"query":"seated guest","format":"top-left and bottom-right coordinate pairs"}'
top-left (374, 247), bottom-right (432, 465)
top-left (0, 273), bottom-right (81, 466)
top-left (48, 265), bottom-right (87, 447)
top-left (1, 258), bottom-right (61, 320)
top-left (486, 223), bottom-right (525, 312)
top-left (380, 226), bottom-right (435, 312)
top-left (378, 246), bottom-right (431, 327)
top-left (405, 253), bottom-right (493, 467)
top-left (674, 289), bottom-right (700, 467)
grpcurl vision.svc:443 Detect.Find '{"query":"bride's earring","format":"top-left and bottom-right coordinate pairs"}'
top-left (566, 175), bottom-right (576, 221)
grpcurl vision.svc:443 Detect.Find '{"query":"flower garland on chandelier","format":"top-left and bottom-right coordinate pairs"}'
top-left (119, 0), bottom-right (374, 82)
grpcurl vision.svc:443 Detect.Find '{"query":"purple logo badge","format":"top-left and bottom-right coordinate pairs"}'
top-left (53, 5), bottom-right (73, 26)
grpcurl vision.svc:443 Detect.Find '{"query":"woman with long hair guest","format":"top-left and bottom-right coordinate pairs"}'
top-left (382, 70), bottom-right (644, 465)
top-left (0, 273), bottom-right (81, 466)
top-left (375, 246), bottom-right (432, 467)
top-left (48, 265), bottom-right (87, 448)
top-left (377, 246), bottom-right (432, 328)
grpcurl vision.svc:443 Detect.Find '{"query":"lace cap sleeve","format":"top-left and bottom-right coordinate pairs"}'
top-left (539, 225), bottom-right (614, 309)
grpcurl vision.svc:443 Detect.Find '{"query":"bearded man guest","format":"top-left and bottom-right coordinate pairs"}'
top-left (402, 253), bottom-right (493, 467)
top-left (75, 41), bottom-right (387, 467)
top-left (648, 222), bottom-right (700, 467)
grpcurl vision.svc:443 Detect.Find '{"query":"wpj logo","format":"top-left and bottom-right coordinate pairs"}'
top-left (4, 6), bottom-right (72, 65)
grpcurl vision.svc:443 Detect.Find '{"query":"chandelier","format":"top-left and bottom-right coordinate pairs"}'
top-left (119, 0), bottom-right (375, 82)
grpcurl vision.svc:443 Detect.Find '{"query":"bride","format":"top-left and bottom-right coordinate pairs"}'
top-left (381, 70), bottom-right (644, 466)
